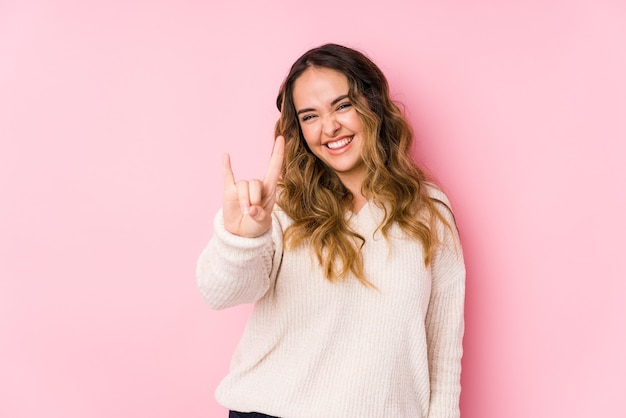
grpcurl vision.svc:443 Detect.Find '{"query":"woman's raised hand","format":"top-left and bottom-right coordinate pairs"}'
top-left (222, 136), bottom-right (285, 237)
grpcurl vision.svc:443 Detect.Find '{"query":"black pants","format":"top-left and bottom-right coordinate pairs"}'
top-left (229, 411), bottom-right (279, 418)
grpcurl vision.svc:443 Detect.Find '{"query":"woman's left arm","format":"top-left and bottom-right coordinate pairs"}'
top-left (425, 202), bottom-right (466, 418)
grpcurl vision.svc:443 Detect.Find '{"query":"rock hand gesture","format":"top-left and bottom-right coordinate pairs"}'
top-left (222, 136), bottom-right (285, 238)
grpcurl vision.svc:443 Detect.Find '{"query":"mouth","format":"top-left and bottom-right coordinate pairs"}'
top-left (325, 136), bottom-right (354, 150)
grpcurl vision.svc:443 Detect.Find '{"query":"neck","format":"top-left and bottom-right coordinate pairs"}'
top-left (337, 171), bottom-right (367, 213)
top-left (351, 193), bottom-right (368, 213)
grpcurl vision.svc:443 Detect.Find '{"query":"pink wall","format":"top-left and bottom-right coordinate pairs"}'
top-left (2, 0), bottom-right (625, 417)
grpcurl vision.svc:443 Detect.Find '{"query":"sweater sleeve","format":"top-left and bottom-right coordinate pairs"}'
top-left (196, 209), bottom-right (283, 310)
top-left (425, 195), bottom-right (466, 418)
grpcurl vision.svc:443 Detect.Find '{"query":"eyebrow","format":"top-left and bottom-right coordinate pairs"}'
top-left (296, 94), bottom-right (350, 116)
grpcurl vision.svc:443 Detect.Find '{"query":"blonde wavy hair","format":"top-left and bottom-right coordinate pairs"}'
top-left (274, 44), bottom-right (452, 286)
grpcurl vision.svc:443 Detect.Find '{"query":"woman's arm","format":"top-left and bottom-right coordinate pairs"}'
top-left (197, 137), bottom-right (285, 309)
top-left (196, 209), bottom-right (283, 310)
top-left (425, 193), bottom-right (466, 418)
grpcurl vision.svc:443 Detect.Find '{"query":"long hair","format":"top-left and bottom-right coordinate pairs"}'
top-left (274, 43), bottom-right (451, 286)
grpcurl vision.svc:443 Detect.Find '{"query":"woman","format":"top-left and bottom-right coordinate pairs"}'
top-left (197, 43), bottom-right (465, 418)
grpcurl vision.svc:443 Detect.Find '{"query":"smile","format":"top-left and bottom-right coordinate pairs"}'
top-left (326, 136), bottom-right (354, 150)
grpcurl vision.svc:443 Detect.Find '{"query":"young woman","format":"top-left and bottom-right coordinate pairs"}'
top-left (197, 43), bottom-right (465, 418)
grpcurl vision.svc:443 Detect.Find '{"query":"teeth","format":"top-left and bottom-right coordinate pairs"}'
top-left (326, 136), bottom-right (353, 150)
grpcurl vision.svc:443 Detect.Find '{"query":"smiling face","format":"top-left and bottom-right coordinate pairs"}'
top-left (292, 67), bottom-right (366, 190)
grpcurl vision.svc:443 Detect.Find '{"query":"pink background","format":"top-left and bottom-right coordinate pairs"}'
top-left (2, 0), bottom-right (625, 417)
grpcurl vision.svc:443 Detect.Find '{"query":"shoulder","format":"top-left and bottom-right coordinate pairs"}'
top-left (271, 201), bottom-right (287, 216)
top-left (422, 183), bottom-right (460, 239)
top-left (423, 182), bottom-right (453, 213)
top-left (270, 202), bottom-right (294, 230)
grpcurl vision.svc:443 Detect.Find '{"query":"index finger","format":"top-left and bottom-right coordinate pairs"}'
top-left (264, 136), bottom-right (285, 187)
top-left (222, 153), bottom-right (236, 188)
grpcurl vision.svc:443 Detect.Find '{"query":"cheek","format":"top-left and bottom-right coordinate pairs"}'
top-left (351, 115), bottom-right (365, 132)
top-left (300, 124), bottom-right (319, 147)
top-left (300, 129), bottom-right (325, 159)
top-left (338, 111), bottom-right (363, 132)
top-left (303, 137), bottom-right (322, 159)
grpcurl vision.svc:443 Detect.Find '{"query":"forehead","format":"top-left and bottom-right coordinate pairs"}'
top-left (292, 67), bottom-right (349, 108)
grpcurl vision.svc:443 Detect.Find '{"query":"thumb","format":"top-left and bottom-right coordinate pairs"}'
top-left (247, 205), bottom-right (267, 222)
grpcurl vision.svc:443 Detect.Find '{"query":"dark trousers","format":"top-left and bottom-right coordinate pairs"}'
top-left (229, 411), bottom-right (279, 418)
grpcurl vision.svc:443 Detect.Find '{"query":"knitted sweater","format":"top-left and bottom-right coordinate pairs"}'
top-left (196, 187), bottom-right (465, 418)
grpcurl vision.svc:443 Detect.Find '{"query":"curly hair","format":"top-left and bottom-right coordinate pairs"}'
top-left (274, 43), bottom-right (452, 286)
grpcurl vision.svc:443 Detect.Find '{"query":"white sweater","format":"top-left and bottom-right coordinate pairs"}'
top-left (196, 188), bottom-right (465, 418)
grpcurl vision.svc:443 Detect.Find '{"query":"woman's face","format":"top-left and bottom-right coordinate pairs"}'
top-left (292, 67), bottom-right (366, 188)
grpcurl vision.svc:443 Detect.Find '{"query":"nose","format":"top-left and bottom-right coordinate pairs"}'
top-left (322, 113), bottom-right (340, 137)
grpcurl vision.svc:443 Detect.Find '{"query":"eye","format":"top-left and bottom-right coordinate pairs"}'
top-left (336, 102), bottom-right (352, 111)
top-left (301, 114), bottom-right (316, 122)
